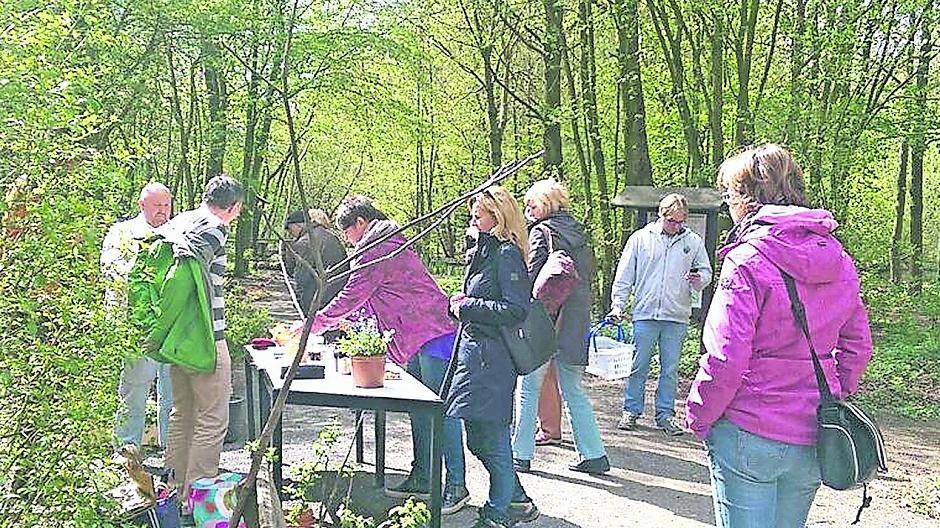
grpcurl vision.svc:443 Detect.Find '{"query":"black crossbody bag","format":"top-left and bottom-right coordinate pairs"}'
top-left (781, 271), bottom-right (888, 524)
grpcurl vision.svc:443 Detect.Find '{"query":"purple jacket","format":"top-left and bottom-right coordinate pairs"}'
top-left (311, 220), bottom-right (457, 366)
top-left (686, 206), bottom-right (872, 445)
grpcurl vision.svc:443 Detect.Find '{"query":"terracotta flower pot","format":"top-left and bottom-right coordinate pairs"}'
top-left (351, 355), bottom-right (386, 388)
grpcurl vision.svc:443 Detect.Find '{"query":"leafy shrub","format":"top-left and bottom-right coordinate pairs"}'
top-left (225, 284), bottom-right (273, 363)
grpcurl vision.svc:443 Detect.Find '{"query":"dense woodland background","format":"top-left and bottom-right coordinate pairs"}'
top-left (1, 0), bottom-right (939, 525)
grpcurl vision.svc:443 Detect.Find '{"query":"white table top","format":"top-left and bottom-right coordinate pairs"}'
top-left (245, 344), bottom-right (443, 404)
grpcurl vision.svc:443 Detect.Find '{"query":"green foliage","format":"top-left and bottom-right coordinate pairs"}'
top-left (432, 273), bottom-right (463, 296)
top-left (855, 276), bottom-right (940, 419)
top-left (225, 284), bottom-right (273, 363)
top-left (335, 315), bottom-right (394, 358)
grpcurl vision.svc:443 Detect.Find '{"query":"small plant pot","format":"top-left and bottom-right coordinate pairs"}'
top-left (350, 356), bottom-right (386, 388)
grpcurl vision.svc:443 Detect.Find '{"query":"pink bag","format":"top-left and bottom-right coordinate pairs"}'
top-left (532, 225), bottom-right (580, 316)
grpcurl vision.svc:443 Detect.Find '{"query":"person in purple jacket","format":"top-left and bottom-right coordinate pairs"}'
top-left (309, 195), bottom-right (469, 515)
top-left (686, 144), bottom-right (873, 528)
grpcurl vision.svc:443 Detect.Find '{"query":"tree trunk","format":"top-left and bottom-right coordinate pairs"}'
top-left (733, 0), bottom-right (759, 147)
top-left (890, 140), bottom-right (908, 284)
top-left (613, 0), bottom-right (653, 187)
top-left (542, 0), bottom-right (564, 176)
top-left (203, 38), bottom-right (228, 181)
top-left (234, 44), bottom-right (260, 277)
top-left (910, 0), bottom-right (931, 294)
top-left (482, 44), bottom-right (503, 170)
top-left (709, 11), bottom-right (724, 167)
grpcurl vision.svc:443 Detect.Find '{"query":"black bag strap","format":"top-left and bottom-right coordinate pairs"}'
top-left (780, 271), bottom-right (834, 402)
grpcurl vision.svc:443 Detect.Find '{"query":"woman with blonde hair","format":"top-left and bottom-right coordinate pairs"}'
top-left (445, 186), bottom-right (539, 527)
top-left (511, 178), bottom-right (609, 475)
top-left (686, 144), bottom-right (873, 527)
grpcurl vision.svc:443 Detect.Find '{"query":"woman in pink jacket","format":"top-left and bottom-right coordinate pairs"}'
top-left (686, 144), bottom-right (873, 528)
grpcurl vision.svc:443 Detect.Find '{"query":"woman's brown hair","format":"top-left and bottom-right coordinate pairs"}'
top-left (717, 143), bottom-right (808, 208)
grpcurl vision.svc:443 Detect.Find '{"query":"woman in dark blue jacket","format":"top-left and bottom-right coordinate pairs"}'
top-left (446, 186), bottom-right (540, 528)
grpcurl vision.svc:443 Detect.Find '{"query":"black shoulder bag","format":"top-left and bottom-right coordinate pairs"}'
top-left (781, 272), bottom-right (888, 524)
top-left (500, 299), bottom-right (558, 375)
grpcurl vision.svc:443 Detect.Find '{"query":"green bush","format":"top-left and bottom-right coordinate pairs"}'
top-left (1, 158), bottom-right (133, 527)
top-left (225, 284), bottom-right (273, 363)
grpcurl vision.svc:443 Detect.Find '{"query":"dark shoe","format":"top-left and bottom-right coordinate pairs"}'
top-left (441, 485), bottom-right (470, 515)
top-left (384, 472), bottom-right (430, 499)
top-left (475, 509), bottom-right (515, 527)
top-left (508, 499), bottom-right (540, 523)
top-left (512, 458), bottom-right (531, 473)
top-left (617, 411), bottom-right (640, 430)
top-left (657, 418), bottom-right (686, 437)
top-left (569, 455), bottom-right (611, 475)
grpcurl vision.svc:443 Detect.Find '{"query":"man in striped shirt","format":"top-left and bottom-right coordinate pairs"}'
top-left (158, 175), bottom-right (244, 499)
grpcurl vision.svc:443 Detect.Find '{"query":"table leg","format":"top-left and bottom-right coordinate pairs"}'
top-left (270, 389), bottom-right (284, 497)
top-left (245, 358), bottom-right (255, 441)
top-left (374, 410), bottom-right (386, 489)
top-left (429, 411), bottom-right (443, 528)
top-left (355, 410), bottom-right (364, 464)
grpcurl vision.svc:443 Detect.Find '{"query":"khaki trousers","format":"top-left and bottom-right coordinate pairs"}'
top-left (166, 341), bottom-right (231, 499)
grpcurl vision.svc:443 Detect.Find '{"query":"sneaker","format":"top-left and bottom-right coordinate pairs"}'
top-left (534, 431), bottom-right (562, 446)
top-left (442, 485), bottom-right (470, 515)
top-left (657, 418), bottom-right (686, 437)
top-left (617, 411), bottom-right (640, 430)
top-left (475, 509), bottom-right (515, 528)
top-left (384, 473), bottom-right (430, 499)
top-left (512, 458), bottom-right (531, 473)
top-left (569, 455), bottom-right (610, 475)
top-left (508, 499), bottom-right (540, 523)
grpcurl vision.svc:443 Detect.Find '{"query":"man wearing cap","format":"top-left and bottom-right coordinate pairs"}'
top-left (283, 209), bottom-right (349, 315)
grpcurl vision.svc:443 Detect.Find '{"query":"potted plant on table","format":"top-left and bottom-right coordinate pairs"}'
top-left (335, 316), bottom-right (394, 388)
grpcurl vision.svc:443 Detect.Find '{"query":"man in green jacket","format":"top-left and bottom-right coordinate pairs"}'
top-left (159, 175), bottom-right (244, 502)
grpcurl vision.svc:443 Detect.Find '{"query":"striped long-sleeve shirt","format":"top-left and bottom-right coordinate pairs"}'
top-left (160, 205), bottom-right (229, 342)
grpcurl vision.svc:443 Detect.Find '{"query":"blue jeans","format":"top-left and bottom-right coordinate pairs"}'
top-left (406, 352), bottom-right (466, 488)
top-left (513, 358), bottom-right (606, 461)
top-left (623, 319), bottom-right (687, 422)
top-left (115, 357), bottom-right (173, 446)
top-left (465, 420), bottom-right (529, 520)
top-left (705, 419), bottom-right (821, 528)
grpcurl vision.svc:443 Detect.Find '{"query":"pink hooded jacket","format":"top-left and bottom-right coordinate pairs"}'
top-left (310, 220), bottom-right (457, 366)
top-left (686, 206), bottom-right (873, 445)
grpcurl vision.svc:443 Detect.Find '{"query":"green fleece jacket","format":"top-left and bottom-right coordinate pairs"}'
top-left (128, 237), bottom-right (216, 373)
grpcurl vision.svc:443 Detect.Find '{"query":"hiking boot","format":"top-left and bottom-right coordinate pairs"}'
top-left (657, 418), bottom-right (686, 437)
top-left (442, 485), bottom-right (470, 515)
top-left (508, 498), bottom-right (540, 523)
top-left (617, 411), bottom-right (640, 430)
top-left (569, 455), bottom-right (611, 475)
top-left (512, 458), bottom-right (531, 473)
top-left (534, 431), bottom-right (562, 446)
top-left (384, 472), bottom-right (430, 499)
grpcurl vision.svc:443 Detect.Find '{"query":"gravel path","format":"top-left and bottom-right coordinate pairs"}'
top-left (221, 272), bottom-right (940, 527)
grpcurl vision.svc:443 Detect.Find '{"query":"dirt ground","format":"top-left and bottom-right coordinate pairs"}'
top-left (223, 273), bottom-right (940, 528)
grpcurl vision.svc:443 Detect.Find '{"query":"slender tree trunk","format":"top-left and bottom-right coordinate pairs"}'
top-left (733, 0), bottom-right (759, 146)
top-left (542, 0), bottom-right (564, 176)
top-left (710, 12), bottom-right (724, 167)
top-left (482, 45), bottom-right (504, 170)
top-left (910, 0), bottom-right (932, 293)
top-left (234, 44), bottom-right (260, 277)
top-left (203, 38), bottom-right (228, 180)
top-left (891, 140), bottom-right (909, 284)
top-left (613, 0), bottom-right (652, 187)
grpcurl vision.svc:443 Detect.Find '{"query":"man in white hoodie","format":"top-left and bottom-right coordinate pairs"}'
top-left (608, 193), bottom-right (712, 436)
top-left (101, 182), bottom-right (173, 447)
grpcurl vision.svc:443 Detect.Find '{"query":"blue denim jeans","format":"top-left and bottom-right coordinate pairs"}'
top-left (705, 419), bottom-right (821, 528)
top-left (115, 357), bottom-right (173, 446)
top-left (406, 352), bottom-right (466, 488)
top-left (465, 420), bottom-right (529, 520)
top-left (623, 319), bottom-right (687, 422)
top-left (513, 358), bottom-right (606, 461)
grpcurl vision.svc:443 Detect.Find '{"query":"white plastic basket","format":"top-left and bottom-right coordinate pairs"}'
top-left (586, 323), bottom-right (635, 380)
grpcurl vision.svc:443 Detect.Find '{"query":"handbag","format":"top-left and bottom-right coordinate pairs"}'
top-left (500, 298), bottom-right (558, 375)
top-left (531, 224), bottom-right (580, 316)
top-left (781, 271), bottom-right (887, 524)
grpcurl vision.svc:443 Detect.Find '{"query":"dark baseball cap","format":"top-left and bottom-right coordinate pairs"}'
top-left (284, 209), bottom-right (309, 228)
